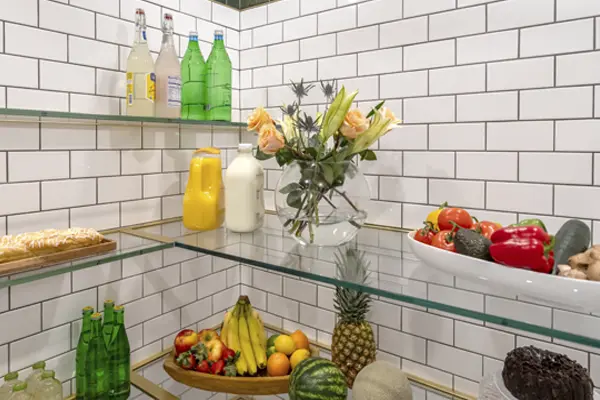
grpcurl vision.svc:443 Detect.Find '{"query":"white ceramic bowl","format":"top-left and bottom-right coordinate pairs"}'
top-left (407, 231), bottom-right (600, 313)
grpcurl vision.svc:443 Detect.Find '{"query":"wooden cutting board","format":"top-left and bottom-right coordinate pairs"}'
top-left (0, 239), bottom-right (117, 276)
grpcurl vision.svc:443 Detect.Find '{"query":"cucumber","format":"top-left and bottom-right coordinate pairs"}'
top-left (552, 219), bottom-right (591, 274)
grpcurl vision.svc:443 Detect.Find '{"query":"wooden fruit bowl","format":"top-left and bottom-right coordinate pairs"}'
top-left (163, 346), bottom-right (320, 395)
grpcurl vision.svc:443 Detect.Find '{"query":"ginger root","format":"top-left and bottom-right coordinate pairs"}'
top-left (562, 247), bottom-right (600, 281)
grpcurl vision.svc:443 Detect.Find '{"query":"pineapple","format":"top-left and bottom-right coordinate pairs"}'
top-left (331, 248), bottom-right (377, 388)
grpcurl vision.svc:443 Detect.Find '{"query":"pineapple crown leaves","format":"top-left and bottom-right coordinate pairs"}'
top-left (334, 248), bottom-right (372, 323)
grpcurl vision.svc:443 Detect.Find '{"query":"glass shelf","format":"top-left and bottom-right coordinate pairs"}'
top-left (0, 232), bottom-right (171, 289)
top-left (0, 108), bottom-right (245, 128)
top-left (132, 217), bottom-right (600, 350)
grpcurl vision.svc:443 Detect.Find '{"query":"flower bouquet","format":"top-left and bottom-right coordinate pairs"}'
top-left (247, 81), bottom-right (401, 246)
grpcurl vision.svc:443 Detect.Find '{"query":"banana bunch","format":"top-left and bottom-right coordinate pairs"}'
top-left (220, 295), bottom-right (267, 376)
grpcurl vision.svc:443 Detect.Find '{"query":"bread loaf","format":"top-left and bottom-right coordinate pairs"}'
top-left (0, 228), bottom-right (104, 262)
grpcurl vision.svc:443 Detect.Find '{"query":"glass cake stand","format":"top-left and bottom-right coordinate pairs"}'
top-left (479, 371), bottom-right (599, 399)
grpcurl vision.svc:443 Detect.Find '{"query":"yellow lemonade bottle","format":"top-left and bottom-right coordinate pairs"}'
top-left (183, 148), bottom-right (224, 231)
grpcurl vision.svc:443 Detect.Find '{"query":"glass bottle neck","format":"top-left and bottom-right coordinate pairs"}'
top-left (82, 313), bottom-right (92, 331)
top-left (135, 24), bottom-right (148, 45)
top-left (161, 30), bottom-right (175, 49)
top-left (91, 319), bottom-right (101, 336)
top-left (213, 38), bottom-right (225, 50)
top-left (188, 38), bottom-right (200, 50)
top-left (115, 311), bottom-right (125, 325)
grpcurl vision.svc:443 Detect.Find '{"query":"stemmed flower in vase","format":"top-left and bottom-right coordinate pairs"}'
top-left (247, 80), bottom-right (401, 246)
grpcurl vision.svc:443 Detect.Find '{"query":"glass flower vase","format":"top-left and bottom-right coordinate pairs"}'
top-left (275, 160), bottom-right (370, 247)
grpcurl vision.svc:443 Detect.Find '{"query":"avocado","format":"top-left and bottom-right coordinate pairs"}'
top-left (454, 228), bottom-right (492, 261)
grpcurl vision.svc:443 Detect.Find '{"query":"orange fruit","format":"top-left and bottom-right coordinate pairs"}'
top-left (267, 352), bottom-right (291, 377)
top-left (290, 330), bottom-right (310, 350)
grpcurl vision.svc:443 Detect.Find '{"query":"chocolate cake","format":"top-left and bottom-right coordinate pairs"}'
top-left (502, 346), bottom-right (594, 400)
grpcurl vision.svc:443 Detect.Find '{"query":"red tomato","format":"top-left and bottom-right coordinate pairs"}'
top-left (474, 221), bottom-right (502, 239)
top-left (438, 208), bottom-right (473, 231)
top-left (431, 230), bottom-right (456, 252)
top-left (414, 225), bottom-right (435, 245)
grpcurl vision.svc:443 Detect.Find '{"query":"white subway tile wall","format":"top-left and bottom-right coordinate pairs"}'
top-left (1, 0), bottom-right (600, 398)
top-left (234, 1), bottom-right (600, 396)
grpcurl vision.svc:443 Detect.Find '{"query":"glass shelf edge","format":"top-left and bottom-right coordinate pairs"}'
top-left (0, 108), bottom-right (246, 128)
top-left (174, 240), bottom-right (600, 350)
top-left (0, 242), bottom-right (172, 289)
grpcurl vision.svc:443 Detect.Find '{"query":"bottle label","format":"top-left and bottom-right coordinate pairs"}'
top-left (142, 30), bottom-right (147, 41)
top-left (146, 73), bottom-right (156, 102)
top-left (129, 72), bottom-right (156, 105)
top-left (167, 76), bottom-right (181, 108)
top-left (126, 72), bottom-right (134, 106)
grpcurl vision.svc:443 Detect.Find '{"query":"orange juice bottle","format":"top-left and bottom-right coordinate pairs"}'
top-left (183, 148), bottom-right (224, 231)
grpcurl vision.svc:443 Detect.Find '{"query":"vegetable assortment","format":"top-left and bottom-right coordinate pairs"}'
top-left (414, 204), bottom-right (600, 282)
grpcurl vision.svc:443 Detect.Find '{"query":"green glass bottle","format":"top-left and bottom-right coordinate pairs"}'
top-left (107, 306), bottom-right (130, 400)
top-left (75, 306), bottom-right (94, 399)
top-left (181, 31), bottom-right (207, 120)
top-left (102, 300), bottom-right (115, 349)
top-left (206, 29), bottom-right (232, 122)
top-left (85, 313), bottom-right (108, 400)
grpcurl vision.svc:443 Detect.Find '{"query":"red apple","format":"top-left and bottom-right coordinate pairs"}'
top-left (205, 339), bottom-right (224, 362)
top-left (198, 328), bottom-right (219, 344)
top-left (174, 329), bottom-right (199, 356)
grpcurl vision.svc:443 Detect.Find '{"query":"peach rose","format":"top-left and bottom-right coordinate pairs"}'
top-left (247, 107), bottom-right (273, 132)
top-left (339, 109), bottom-right (369, 139)
top-left (258, 123), bottom-right (284, 155)
top-left (379, 107), bottom-right (401, 124)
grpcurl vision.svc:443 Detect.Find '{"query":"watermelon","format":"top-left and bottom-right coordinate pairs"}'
top-left (288, 358), bottom-right (347, 400)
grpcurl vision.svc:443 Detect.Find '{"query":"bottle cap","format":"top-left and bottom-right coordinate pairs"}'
top-left (41, 371), bottom-right (55, 380)
top-left (114, 305), bottom-right (124, 313)
top-left (4, 372), bottom-right (18, 381)
top-left (238, 143), bottom-right (253, 153)
top-left (136, 8), bottom-right (145, 15)
top-left (164, 13), bottom-right (173, 20)
top-left (32, 361), bottom-right (45, 370)
top-left (91, 312), bottom-right (102, 320)
top-left (82, 306), bottom-right (94, 314)
top-left (104, 299), bottom-right (114, 305)
top-left (12, 383), bottom-right (26, 392)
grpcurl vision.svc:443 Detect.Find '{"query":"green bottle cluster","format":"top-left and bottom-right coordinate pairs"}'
top-left (76, 301), bottom-right (130, 400)
top-left (181, 30), bottom-right (232, 122)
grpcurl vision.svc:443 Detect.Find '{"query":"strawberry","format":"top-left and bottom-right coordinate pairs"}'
top-left (176, 351), bottom-right (197, 370)
top-left (210, 359), bottom-right (225, 375)
top-left (195, 360), bottom-right (210, 374)
top-left (221, 347), bottom-right (236, 362)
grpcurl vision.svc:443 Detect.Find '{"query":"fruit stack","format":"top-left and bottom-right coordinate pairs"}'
top-left (265, 331), bottom-right (311, 377)
top-left (174, 328), bottom-right (238, 376)
top-left (172, 295), bottom-right (312, 378)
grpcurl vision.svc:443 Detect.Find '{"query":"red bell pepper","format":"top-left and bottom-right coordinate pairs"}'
top-left (489, 226), bottom-right (552, 273)
top-left (490, 226), bottom-right (550, 244)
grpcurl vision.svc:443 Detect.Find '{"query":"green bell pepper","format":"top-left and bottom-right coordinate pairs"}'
top-left (512, 218), bottom-right (547, 232)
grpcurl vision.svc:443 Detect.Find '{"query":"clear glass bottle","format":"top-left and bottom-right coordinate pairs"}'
top-left (126, 8), bottom-right (156, 117)
top-left (8, 383), bottom-right (32, 400)
top-left (181, 31), bottom-right (207, 120)
top-left (155, 13), bottom-right (181, 119)
top-left (24, 363), bottom-right (45, 395)
top-left (206, 29), bottom-right (232, 122)
top-left (85, 313), bottom-right (108, 400)
top-left (107, 306), bottom-right (130, 400)
top-left (75, 306), bottom-right (94, 400)
top-left (33, 371), bottom-right (62, 400)
top-left (0, 372), bottom-right (22, 400)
